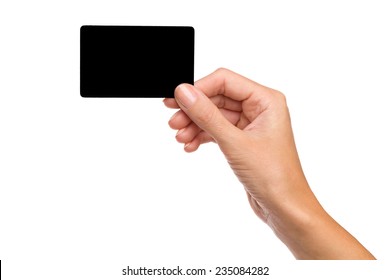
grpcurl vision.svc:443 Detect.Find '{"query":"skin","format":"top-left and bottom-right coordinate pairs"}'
top-left (164, 68), bottom-right (375, 260)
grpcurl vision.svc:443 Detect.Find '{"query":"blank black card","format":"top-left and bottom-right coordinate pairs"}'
top-left (80, 25), bottom-right (194, 98)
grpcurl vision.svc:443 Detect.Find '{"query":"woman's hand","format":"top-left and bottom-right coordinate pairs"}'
top-left (164, 68), bottom-right (375, 260)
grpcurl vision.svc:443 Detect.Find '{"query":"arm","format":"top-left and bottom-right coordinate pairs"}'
top-left (164, 68), bottom-right (375, 260)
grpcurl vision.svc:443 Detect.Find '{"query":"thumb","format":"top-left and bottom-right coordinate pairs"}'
top-left (174, 84), bottom-right (240, 147)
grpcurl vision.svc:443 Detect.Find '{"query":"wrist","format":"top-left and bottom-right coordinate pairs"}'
top-left (263, 177), bottom-right (329, 257)
top-left (264, 179), bottom-right (375, 259)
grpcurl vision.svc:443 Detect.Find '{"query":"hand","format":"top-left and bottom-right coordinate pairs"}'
top-left (164, 68), bottom-right (375, 260)
top-left (165, 68), bottom-right (301, 220)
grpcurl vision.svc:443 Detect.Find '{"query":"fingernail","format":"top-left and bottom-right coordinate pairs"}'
top-left (176, 84), bottom-right (197, 109)
top-left (169, 111), bottom-right (179, 122)
top-left (176, 128), bottom-right (185, 136)
top-left (184, 142), bottom-right (191, 149)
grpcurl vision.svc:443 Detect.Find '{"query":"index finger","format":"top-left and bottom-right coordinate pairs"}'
top-left (163, 98), bottom-right (179, 109)
top-left (194, 68), bottom-right (274, 101)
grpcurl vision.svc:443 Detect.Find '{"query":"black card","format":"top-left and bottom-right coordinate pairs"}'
top-left (80, 25), bottom-right (194, 98)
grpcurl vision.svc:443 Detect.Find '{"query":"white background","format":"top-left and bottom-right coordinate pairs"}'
top-left (1, 0), bottom-right (389, 279)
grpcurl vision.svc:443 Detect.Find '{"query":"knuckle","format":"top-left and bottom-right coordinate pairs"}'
top-left (214, 94), bottom-right (225, 108)
top-left (273, 90), bottom-right (287, 105)
top-left (214, 67), bottom-right (230, 76)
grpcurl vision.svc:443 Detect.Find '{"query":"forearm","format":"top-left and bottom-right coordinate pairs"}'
top-left (266, 179), bottom-right (375, 260)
